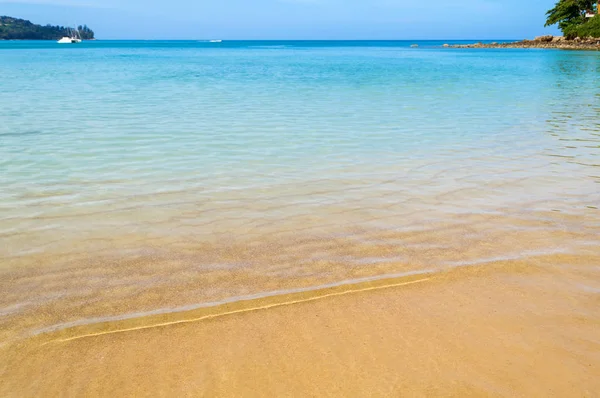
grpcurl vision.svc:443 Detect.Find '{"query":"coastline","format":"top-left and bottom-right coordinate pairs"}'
top-left (448, 36), bottom-right (600, 50)
top-left (3, 209), bottom-right (598, 347)
top-left (3, 253), bottom-right (599, 396)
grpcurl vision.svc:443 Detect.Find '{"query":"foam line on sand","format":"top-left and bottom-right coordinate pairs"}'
top-left (45, 277), bottom-right (432, 345)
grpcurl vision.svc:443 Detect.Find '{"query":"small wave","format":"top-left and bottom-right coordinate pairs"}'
top-left (31, 270), bottom-right (433, 338)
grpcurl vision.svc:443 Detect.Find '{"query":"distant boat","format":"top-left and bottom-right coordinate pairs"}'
top-left (57, 28), bottom-right (82, 44)
top-left (209, 40), bottom-right (222, 43)
top-left (57, 37), bottom-right (80, 44)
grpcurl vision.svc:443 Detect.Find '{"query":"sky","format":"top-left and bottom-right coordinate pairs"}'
top-left (0, 0), bottom-right (560, 40)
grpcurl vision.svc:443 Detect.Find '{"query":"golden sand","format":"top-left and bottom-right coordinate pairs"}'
top-left (1, 209), bottom-right (600, 396)
top-left (2, 251), bottom-right (600, 397)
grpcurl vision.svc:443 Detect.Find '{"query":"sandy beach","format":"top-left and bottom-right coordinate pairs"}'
top-left (3, 248), bottom-right (600, 397)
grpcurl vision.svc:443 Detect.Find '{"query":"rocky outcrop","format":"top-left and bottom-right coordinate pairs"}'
top-left (534, 35), bottom-right (554, 42)
top-left (448, 35), bottom-right (600, 50)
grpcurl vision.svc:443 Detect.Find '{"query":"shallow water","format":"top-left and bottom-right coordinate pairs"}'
top-left (1, 41), bottom-right (600, 351)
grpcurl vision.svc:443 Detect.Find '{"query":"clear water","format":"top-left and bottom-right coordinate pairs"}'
top-left (1, 41), bottom-right (599, 339)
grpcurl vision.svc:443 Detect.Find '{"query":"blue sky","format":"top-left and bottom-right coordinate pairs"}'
top-left (0, 0), bottom-right (560, 39)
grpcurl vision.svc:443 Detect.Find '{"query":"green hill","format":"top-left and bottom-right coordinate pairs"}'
top-left (0, 16), bottom-right (95, 40)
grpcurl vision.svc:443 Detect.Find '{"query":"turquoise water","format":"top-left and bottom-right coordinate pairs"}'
top-left (1, 41), bottom-right (599, 338)
top-left (2, 41), bottom-right (599, 253)
top-left (2, 41), bottom-right (599, 232)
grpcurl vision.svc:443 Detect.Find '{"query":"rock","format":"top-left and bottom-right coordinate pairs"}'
top-left (574, 37), bottom-right (581, 42)
top-left (410, 44), bottom-right (418, 48)
top-left (448, 37), bottom-right (600, 51)
top-left (534, 35), bottom-right (554, 42)
top-left (443, 44), bottom-right (449, 47)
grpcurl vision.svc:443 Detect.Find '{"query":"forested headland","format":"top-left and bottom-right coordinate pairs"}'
top-left (0, 16), bottom-right (95, 40)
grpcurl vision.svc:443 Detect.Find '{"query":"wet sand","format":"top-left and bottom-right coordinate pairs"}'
top-left (2, 251), bottom-right (600, 397)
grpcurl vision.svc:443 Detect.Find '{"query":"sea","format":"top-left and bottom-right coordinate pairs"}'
top-left (1, 40), bottom-right (599, 343)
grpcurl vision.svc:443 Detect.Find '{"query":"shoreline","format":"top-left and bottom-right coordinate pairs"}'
top-left (448, 35), bottom-right (600, 50)
top-left (2, 207), bottom-right (599, 347)
top-left (31, 270), bottom-right (434, 340)
top-left (3, 254), bottom-right (599, 396)
top-left (36, 272), bottom-right (434, 345)
top-left (2, 209), bottom-right (597, 347)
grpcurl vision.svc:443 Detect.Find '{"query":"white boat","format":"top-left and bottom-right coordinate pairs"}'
top-left (57, 37), bottom-right (80, 44)
top-left (57, 28), bottom-right (82, 44)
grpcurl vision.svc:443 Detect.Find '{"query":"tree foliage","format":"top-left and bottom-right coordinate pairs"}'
top-left (77, 25), bottom-right (95, 40)
top-left (0, 16), bottom-right (95, 40)
top-left (545, 0), bottom-right (596, 37)
top-left (565, 14), bottom-right (600, 37)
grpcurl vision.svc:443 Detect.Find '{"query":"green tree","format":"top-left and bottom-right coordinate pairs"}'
top-left (545, 0), bottom-right (596, 37)
top-left (0, 16), bottom-right (94, 40)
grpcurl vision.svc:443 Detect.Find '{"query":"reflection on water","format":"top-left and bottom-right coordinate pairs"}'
top-left (544, 52), bottom-right (600, 177)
